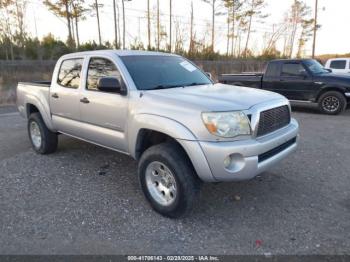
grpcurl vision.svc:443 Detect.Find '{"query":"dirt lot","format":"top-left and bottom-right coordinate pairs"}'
top-left (0, 105), bottom-right (349, 255)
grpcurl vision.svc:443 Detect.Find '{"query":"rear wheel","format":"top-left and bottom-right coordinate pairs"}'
top-left (138, 142), bottom-right (201, 218)
top-left (318, 91), bottom-right (346, 115)
top-left (28, 113), bottom-right (58, 154)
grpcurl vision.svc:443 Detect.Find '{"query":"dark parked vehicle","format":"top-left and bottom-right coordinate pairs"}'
top-left (219, 59), bottom-right (350, 115)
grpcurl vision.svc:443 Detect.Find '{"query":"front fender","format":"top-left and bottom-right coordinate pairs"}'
top-left (128, 114), bottom-right (215, 182)
top-left (128, 114), bottom-right (198, 156)
top-left (316, 85), bottom-right (347, 101)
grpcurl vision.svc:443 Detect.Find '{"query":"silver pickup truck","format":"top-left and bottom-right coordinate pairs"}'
top-left (17, 50), bottom-right (299, 218)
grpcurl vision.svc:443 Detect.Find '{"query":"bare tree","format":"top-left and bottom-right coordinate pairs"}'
top-left (0, 0), bottom-right (16, 59)
top-left (189, 1), bottom-right (195, 54)
top-left (201, 0), bottom-right (220, 52)
top-left (261, 23), bottom-right (287, 57)
top-left (169, 0), bottom-right (172, 52)
top-left (147, 0), bottom-right (151, 50)
top-left (311, 0), bottom-right (318, 58)
top-left (157, 0), bottom-right (160, 50)
top-left (285, 0), bottom-right (313, 58)
top-left (122, 0), bottom-right (131, 50)
top-left (222, 0), bottom-right (243, 56)
top-left (71, 0), bottom-right (87, 49)
top-left (14, 0), bottom-right (27, 49)
top-left (242, 0), bottom-right (268, 57)
top-left (43, 0), bottom-right (75, 47)
top-left (91, 0), bottom-right (102, 46)
top-left (113, 0), bottom-right (118, 49)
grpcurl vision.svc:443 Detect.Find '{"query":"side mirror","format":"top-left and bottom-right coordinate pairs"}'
top-left (97, 77), bottom-right (122, 93)
top-left (326, 68), bottom-right (332, 73)
top-left (205, 72), bottom-right (213, 80)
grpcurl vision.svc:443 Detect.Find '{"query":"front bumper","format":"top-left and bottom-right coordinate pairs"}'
top-left (198, 118), bottom-right (299, 182)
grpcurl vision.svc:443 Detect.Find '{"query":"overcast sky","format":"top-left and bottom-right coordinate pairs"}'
top-left (24, 0), bottom-right (349, 56)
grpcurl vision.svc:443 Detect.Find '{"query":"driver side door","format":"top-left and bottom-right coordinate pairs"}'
top-left (276, 62), bottom-right (316, 101)
top-left (78, 56), bottom-right (129, 152)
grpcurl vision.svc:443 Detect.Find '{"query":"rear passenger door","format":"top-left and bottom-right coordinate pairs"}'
top-left (50, 58), bottom-right (84, 134)
top-left (78, 56), bottom-right (129, 152)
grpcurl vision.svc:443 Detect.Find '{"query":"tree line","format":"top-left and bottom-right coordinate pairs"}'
top-left (0, 0), bottom-right (320, 61)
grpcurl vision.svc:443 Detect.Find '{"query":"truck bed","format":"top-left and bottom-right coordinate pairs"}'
top-left (19, 81), bottom-right (51, 87)
top-left (218, 73), bottom-right (263, 89)
top-left (16, 81), bottom-right (51, 119)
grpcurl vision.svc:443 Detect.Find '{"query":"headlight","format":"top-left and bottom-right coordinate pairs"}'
top-left (202, 111), bottom-right (251, 138)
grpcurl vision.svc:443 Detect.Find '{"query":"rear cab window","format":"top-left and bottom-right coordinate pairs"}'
top-left (330, 60), bottom-right (346, 70)
top-left (57, 58), bottom-right (83, 88)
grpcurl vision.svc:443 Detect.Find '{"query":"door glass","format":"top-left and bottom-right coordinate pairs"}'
top-left (87, 57), bottom-right (122, 91)
top-left (330, 60), bottom-right (346, 69)
top-left (281, 63), bottom-right (305, 77)
top-left (265, 62), bottom-right (280, 77)
top-left (57, 59), bottom-right (83, 88)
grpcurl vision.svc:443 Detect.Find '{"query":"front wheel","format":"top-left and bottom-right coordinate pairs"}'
top-left (28, 113), bottom-right (58, 154)
top-left (138, 142), bottom-right (201, 218)
top-left (318, 91), bottom-right (346, 115)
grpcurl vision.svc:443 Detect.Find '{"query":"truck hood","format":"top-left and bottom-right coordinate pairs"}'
top-left (144, 83), bottom-right (285, 111)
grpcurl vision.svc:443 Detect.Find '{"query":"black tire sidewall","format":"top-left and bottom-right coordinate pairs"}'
top-left (28, 114), bottom-right (46, 153)
top-left (319, 91), bottom-right (346, 115)
top-left (138, 143), bottom-right (200, 218)
top-left (28, 113), bottom-right (57, 154)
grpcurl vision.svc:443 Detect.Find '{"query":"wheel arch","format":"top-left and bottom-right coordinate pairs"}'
top-left (316, 86), bottom-right (347, 102)
top-left (129, 114), bottom-right (197, 159)
top-left (129, 114), bottom-right (215, 182)
top-left (25, 100), bottom-right (54, 130)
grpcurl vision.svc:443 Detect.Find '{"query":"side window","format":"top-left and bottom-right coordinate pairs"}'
top-left (265, 62), bottom-right (280, 77)
top-left (87, 57), bottom-right (122, 91)
top-left (57, 58), bottom-right (83, 88)
top-left (281, 63), bottom-right (305, 77)
top-left (330, 60), bottom-right (346, 69)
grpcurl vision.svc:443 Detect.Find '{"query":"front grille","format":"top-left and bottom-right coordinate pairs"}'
top-left (258, 137), bottom-right (297, 163)
top-left (257, 105), bottom-right (290, 137)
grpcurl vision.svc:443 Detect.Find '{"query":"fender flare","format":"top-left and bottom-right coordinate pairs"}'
top-left (315, 86), bottom-right (347, 101)
top-left (128, 114), bottom-right (216, 182)
top-left (128, 113), bottom-right (198, 157)
top-left (24, 94), bottom-right (55, 131)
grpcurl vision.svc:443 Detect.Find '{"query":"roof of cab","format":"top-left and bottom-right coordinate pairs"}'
top-left (60, 49), bottom-right (179, 59)
top-left (270, 58), bottom-right (313, 63)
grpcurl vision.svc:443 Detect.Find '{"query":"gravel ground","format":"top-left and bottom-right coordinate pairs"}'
top-left (0, 105), bottom-right (349, 255)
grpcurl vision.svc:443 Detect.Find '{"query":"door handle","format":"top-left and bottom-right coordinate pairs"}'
top-left (51, 93), bottom-right (59, 99)
top-left (80, 97), bottom-right (90, 104)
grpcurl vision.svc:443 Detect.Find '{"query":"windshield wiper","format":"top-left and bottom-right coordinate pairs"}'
top-left (149, 82), bottom-right (208, 90)
top-left (149, 84), bottom-right (182, 90)
top-left (182, 82), bottom-right (209, 87)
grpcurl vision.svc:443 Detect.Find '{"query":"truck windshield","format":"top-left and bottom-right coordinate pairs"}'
top-left (304, 60), bottom-right (329, 74)
top-left (120, 55), bottom-right (212, 90)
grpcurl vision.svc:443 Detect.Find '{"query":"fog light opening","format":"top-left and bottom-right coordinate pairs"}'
top-left (223, 153), bottom-right (245, 173)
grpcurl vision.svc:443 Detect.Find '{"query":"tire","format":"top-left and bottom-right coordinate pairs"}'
top-left (138, 142), bottom-right (201, 218)
top-left (318, 91), bottom-right (346, 115)
top-left (28, 113), bottom-right (58, 154)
